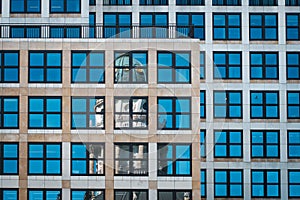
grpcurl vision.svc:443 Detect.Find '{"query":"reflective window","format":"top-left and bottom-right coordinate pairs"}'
top-left (71, 190), bottom-right (104, 200)
top-left (213, 14), bottom-right (241, 40)
top-left (28, 97), bottom-right (62, 129)
top-left (200, 130), bottom-right (206, 158)
top-left (158, 143), bottom-right (191, 176)
top-left (72, 51), bottom-right (104, 83)
top-left (0, 97), bottom-right (19, 129)
top-left (157, 52), bottom-right (191, 83)
top-left (176, 0), bottom-right (204, 5)
top-left (286, 0), bottom-right (300, 5)
top-left (115, 52), bottom-right (147, 83)
top-left (212, 0), bottom-right (241, 5)
top-left (250, 14), bottom-right (278, 40)
top-left (215, 170), bottom-right (243, 197)
top-left (104, 13), bottom-right (132, 38)
top-left (89, 13), bottom-right (96, 38)
top-left (214, 91), bottom-right (242, 118)
top-left (213, 52), bottom-right (242, 79)
top-left (201, 169), bottom-right (206, 197)
top-left (200, 51), bottom-right (205, 79)
top-left (249, 0), bottom-right (277, 5)
top-left (28, 190), bottom-right (61, 200)
top-left (50, 26), bottom-right (81, 38)
top-left (0, 51), bottom-right (19, 83)
top-left (114, 143), bottom-right (148, 175)
top-left (214, 130), bottom-right (243, 158)
top-left (28, 143), bottom-right (61, 175)
top-left (286, 14), bottom-right (300, 40)
top-left (10, 27), bottom-right (41, 38)
top-left (72, 97), bottom-right (105, 129)
top-left (288, 131), bottom-right (300, 158)
top-left (29, 51), bottom-right (62, 83)
top-left (251, 130), bottom-right (279, 158)
top-left (114, 97), bottom-right (148, 129)
top-left (287, 91), bottom-right (300, 119)
top-left (104, 0), bottom-right (131, 5)
top-left (287, 53), bottom-right (300, 79)
top-left (11, 0), bottom-right (40, 13)
top-left (139, 0), bottom-right (167, 5)
top-left (115, 190), bottom-right (148, 200)
top-left (50, 0), bottom-right (80, 13)
top-left (251, 170), bottom-right (280, 197)
top-left (0, 189), bottom-right (18, 200)
top-left (200, 91), bottom-right (206, 119)
top-left (158, 97), bottom-right (191, 129)
top-left (250, 52), bottom-right (278, 79)
top-left (289, 170), bottom-right (300, 198)
top-left (140, 13), bottom-right (168, 38)
top-left (176, 13), bottom-right (205, 39)
top-left (89, 0), bottom-right (96, 5)
top-left (250, 91), bottom-right (279, 119)
top-left (71, 143), bottom-right (104, 175)
top-left (158, 190), bottom-right (192, 200)
top-left (0, 143), bottom-right (18, 175)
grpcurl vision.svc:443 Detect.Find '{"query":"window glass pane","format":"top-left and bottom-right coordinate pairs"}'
top-left (46, 144), bottom-right (61, 158)
top-left (29, 191), bottom-right (43, 200)
top-left (214, 15), bottom-right (225, 26)
top-left (250, 15), bottom-right (262, 26)
top-left (252, 171), bottom-right (264, 183)
top-left (3, 160), bottom-right (18, 173)
top-left (176, 161), bottom-right (190, 174)
top-left (29, 160), bottom-right (43, 173)
top-left (47, 53), bottom-right (61, 66)
top-left (27, 0), bottom-right (40, 12)
top-left (67, 0), bottom-right (80, 12)
top-left (51, 0), bottom-right (64, 12)
top-left (176, 145), bottom-right (190, 159)
top-left (90, 53), bottom-right (104, 67)
top-left (46, 191), bottom-right (61, 200)
top-left (72, 160), bottom-right (86, 174)
top-left (265, 15), bottom-right (276, 26)
top-left (176, 99), bottom-right (190, 112)
top-left (4, 53), bottom-right (18, 66)
top-left (3, 98), bottom-right (18, 112)
top-left (72, 144), bottom-right (86, 158)
top-left (228, 15), bottom-right (240, 26)
top-left (176, 53), bottom-right (190, 67)
top-left (158, 99), bottom-right (173, 112)
top-left (215, 171), bottom-right (227, 182)
top-left (158, 53), bottom-right (172, 66)
top-left (4, 144), bottom-right (18, 157)
top-left (11, 0), bottom-right (25, 12)
top-left (29, 144), bottom-right (43, 158)
top-left (290, 171), bottom-right (300, 183)
top-left (30, 53), bottom-right (44, 66)
top-left (46, 99), bottom-right (61, 112)
top-left (3, 190), bottom-right (17, 200)
top-left (73, 53), bottom-right (86, 66)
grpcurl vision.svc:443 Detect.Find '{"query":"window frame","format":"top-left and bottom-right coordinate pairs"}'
top-left (286, 0), bottom-right (300, 5)
top-left (10, 26), bottom-right (41, 38)
top-left (249, 0), bottom-right (277, 6)
top-left (212, 0), bottom-right (241, 5)
top-left (250, 91), bottom-right (279, 119)
top-left (0, 51), bottom-right (19, 83)
top-left (103, 0), bottom-right (132, 5)
top-left (286, 13), bottom-right (300, 41)
top-left (213, 13), bottom-right (242, 40)
top-left (200, 130), bottom-right (206, 158)
top-left (213, 51), bottom-right (242, 79)
top-left (176, 0), bottom-right (204, 5)
top-left (0, 97), bottom-right (19, 129)
top-left (0, 143), bottom-right (19, 175)
top-left (103, 13), bottom-right (132, 38)
top-left (201, 169), bottom-right (206, 198)
top-left (139, 13), bottom-right (169, 38)
top-left (139, 0), bottom-right (168, 5)
top-left (10, 0), bottom-right (41, 13)
top-left (89, 0), bottom-right (96, 5)
top-left (176, 13), bottom-right (205, 40)
top-left (157, 190), bottom-right (192, 200)
top-left (0, 189), bottom-right (18, 200)
top-left (251, 130), bottom-right (280, 158)
top-left (250, 52), bottom-right (279, 80)
top-left (49, 26), bottom-right (81, 38)
top-left (200, 51), bottom-right (205, 79)
top-left (200, 90), bottom-right (206, 119)
top-left (71, 189), bottom-right (105, 200)
top-left (50, 0), bottom-right (81, 13)
top-left (288, 130), bottom-right (300, 158)
top-left (288, 170), bottom-right (300, 198)
top-left (114, 190), bottom-right (148, 200)
top-left (249, 13), bottom-right (278, 41)
top-left (287, 91), bottom-right (300, 119)
top-left (286, 52), bottom-right (300, 80)
top-left (28, 189), bottom-right (62, 200)
top-left (214, 130), bottom-right (243, 158)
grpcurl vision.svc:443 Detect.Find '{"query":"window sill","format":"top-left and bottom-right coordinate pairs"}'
top-left (28, 130), bottom-right (62, 134)
top-left (71, 130), bottom-right (105, 134)
top-left (0, 129), bottom-right (19, 134)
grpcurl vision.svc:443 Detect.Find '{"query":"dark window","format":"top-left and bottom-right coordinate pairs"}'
top-left (214, 169), bottom-right (243, 197)
top-left (200, 51), bottom-right (205, 79)
top-left (114, 97), bottom-right (148, 129)
top-left (139, 0), bottom-right (167, 5)
top-left (140, 13), bottom-right (168, 38)
top-left (71, 143), bottom-right (105, 175)
top-left (28, 143), bottom-right (61, 175)
top-left (0, 189), bottom-right (18, 200)
top-left (90, 0), bottom-right (96, 5)
top-left (50, 0), bottom-right (80, 13)
top-left (114, 52), bottom-right (148, 83)
top-left (251, 170), bottom-right (280, 197)
top-left (213, 13), bottom-right (241, 40)
top-left (249, 0), bottom-right (277, 5)
top-left (158, 143), bottom-right (192, 176)
top-left (288, 131), bottom-right (300, 158)
top-left (103, 0), bottom-right (131, 5)
top-left (89, 13), bottom-right (96, 38)
top-left (72, 51), bottom-right (104, 83)
top-left (0, 97), bottom-right (19, 129)
top-left (71, 97), bottom-right (105, 129)
top-left (212, 0), bottom-right (241, 5)
top-left (29, 51), bottom-right (62, 83)
top-left (0, 143), bottom-right (18, 175)
top-left (104, 13), bottom-right (132, 38)
top-left (214, 91), bottom-right (242, 118)
top-left (213, 52), bottom-right (242, 79)
top-left (50, 26), bottom-right (81, 38)
top-left (157, 97), bottom-right (191, 130)
top-left (71, 190), bottom-right (104, 200)
top-left (0, 51), bottom-right (19, 83)
top-left (10, 0), bottom-right (40, 13)
top-left (250, 52), bottom-right (278, 79)
top-left (287, 52), bottom-right (300, 79)
top-left (176, 0), bottom-right (204, 5)
top-left (114, 190), bottom-right (148, 200)
top-left (201, 169), bottom-right (206, 197)
top-left (251, 130), bottom-right (279, 158)
top-left (250, 91), bottom-right (279, 119)
top-left (157, 52), bottom-right (191, 83)
top-left (287, 91), bottom-right (300, 119)
top-left (200, 91), bottom-right (206, 119)
top-left (214, 130), bottom-right (243, 158)
top-left (10, 26), bottom-right (41, 38)
top-left (200, 130), bottom-right (206, 158)
top-left (158, 190), bottom-right (192, 200)
top-left (28, 189), bottom-right (61, 200)
top-left (176, 13), bottom-right (205, 39)
top-left (114, 143), bottom-right (148, 176)
top-left (289, 170), bottom-right (300, 198)
top-left (286, 0), bottom-right (300, 5)
top-left (250, 14), bottom-right (278, 40)
top-left (28, 97), bottom-right (62, 129)
top-left (286, 14), bottom-right (300, 40)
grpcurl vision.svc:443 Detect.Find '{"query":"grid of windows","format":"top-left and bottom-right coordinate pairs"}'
top-left (0, 143), bottom-right (18, 175)
top-left (158, 190), bottom-right (192, 200)
top-left (213, 13), bottom-right (241, 40)
top-left (288, 131), bottom-right (300, 158)
top-left (249, 0), bottom-right (277, 5)
top-left (250, 91), bottom-right (279, 119)
top-left (50, 26), bottom-right (81, 38)
top-left (158, 143), bottom-right (191, 176)
top-left (287, 52), bottom-right (300, 79)
top-left (0, 97), bottom-right (19, 129)
top-left (289, 170), bottom-right (300, 198)
top-left (287, 91), bottom-right (300, 119)
top-left (200, 90), bottom-right (205, 118)
top-left (104, 13), bottom-right (132, 38)
top-left (200, 130), bottom-right (206, 158)
top-left (176, 13), bottom-right (205, 39)
top-left (10, 0), bottom-right (40, 13)
top-left (251, 170), bottom-right (280, 197)
top-left (201, 169), bottom-right (206, 198)
top-left (214, 130), bottom-right (243, 158)
top-left (71, 190), bottom-right (104, 200)
top-left (10, 26), bottom-right (41, 38)
top-left (140, 13), bottom-right (168, 38)
top-left (214, 91), bottom-right (242, 118)
top-left (212, 0), bottom-right (241, 5)
top-left (28, 143), bottom-right (61, 175)
top-left (0, 189), bottom-right (18, 200)
top-left (28, 189), bottom-right (61, 200)
top-left (213, 52), bottom-right (242, 79)
top-left (250, 52), bottom-right (278, 80)
top-left (114, 190), bottom-right (148, 200)
top-left (250, 13), bottom-right (278, 40)
top-left (50, 0), bottom-right (80, 13)
top-left (286, 14), bottom-right (300, 40)
top-left (0, 51), bottom-right (19, 83)
top-left (251, 130), bottom-right (279, 158)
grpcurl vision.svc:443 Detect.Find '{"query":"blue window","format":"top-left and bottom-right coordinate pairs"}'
top-left (0, 143), bottom-right (18, 175)
top-left (0, 97), bottom-right (19, 129)
top-left (158, 143), bottom-right (191, 176)
top-left (288, 131), bottom-right (300, 158)
top-left (28, 190), bottom-right (61, 200)
top-left (89, 0), bottom-right (96, 5)
top-left (10, 0), bottom-right (40, 13)
top-left (71, 190), bottom-right (105, 200)
top-left (286, 14), bottom-right (300, 40)
top-left (201, 170), bottom-right (206, 197)
top-left (158, 190), bottom-right (192, 199)
top-left (114, 143), bottom-right (148, 175)
top-left (0, 189), bottom-right (18, 200)
top-left (28, 97), bottom-right (62, 129)
top-left (200, 130), bottom-right (206, 158)
top-left (214, 91), bottom-right (242, 118)
top-left (250, 14), bottom-right (277, 40)
top-left (250, 91), bottom-right (279, 119)
top-left (115, 190), bottom-right (148, 200)
top-left (72, 51), bottom-right (105, 83)
top-left (176, 13), bottom-right (205, 39)
top-left (289, 170), bottom-right (300, 198)
top-left (29, 51), bottom-right (62, 83)
top-left (200, 91), bottom-right (206, 119)
top-left (213, 13), bottom-right (241, 40)
top-left (250, 52), bottom-right (278, 79)
top-left (71, 97), bottom-right (105, 129)
top-left (214, 130), bottom-right (242, 158)
top-left (200, 51), bottom-right (205, 79)
top-left (0, 51), bottom-right (19, 83)
top-left (288, 91), bottom-right (300, 119)
top-left (89, 13), bottom-right (96, 38)
top-left (213, 52), bottom-right (242, 79)
top-left (50, 0), bottom-right (80, 13)
top-left (10, 27), bottom-right (41, 38)
top-left (158, 97), bottom-right (191, 129)
top-left (212, 0), bottom-right (241, 5)
top-left (252, 170), bottom-right (280, 197)
top-left (251, 130), bottom-right (279, 158)
top-left (28, 143), bottom-right (61, 175)
top-left (139, 0), bottom-right (167, 5)
top-left (115, 52), bottom-right (148, 83)
top-left (140, 13), bottom-right (168, 38)
top-left (71, 143), bottom-right (105, 175)
top-left (215, 170), bottom-right (243, 197)
top-left (50, 26), bottom-right (81, 38)
top-left (157, 52), bottom-right (191, 83)
top-left (104, 13), bottom-right (132, 38)
top-left (287, 53), bottom-right (300, 79)
top-left (103, 0), bottom-right (131, 5)
top-left (176, 0), bottom-right (204, 5)
top-left (249, 0), bottom-right (277, 5)
top-left (286, 0), bottom-right (300, 5)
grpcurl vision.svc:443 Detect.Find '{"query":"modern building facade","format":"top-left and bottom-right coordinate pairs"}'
top-left (0, 0), bottom-right (300, 199)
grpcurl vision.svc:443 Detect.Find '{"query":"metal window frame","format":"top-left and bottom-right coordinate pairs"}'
top-left (50, 0), bottom-right (81, 13)
top-left (287, 130), bottom-right (300, 158)
top-left (286, 52), bottom-right (300, 80)
top-left (212, 0), bottom-right (241, 6)
top-left (213, 51), bottom-right (242, 79)
top-left (250, 52), bottom-right (279, 80)
top-left (176, 12), bottom-right (205, 40)
top-left (250, 91), bottom-right (279, 119)
top-left (27, 189), bottom-right (62, 200)
top-left (213, 13), bottom-right (242, 41)
top-left (200, 90), bottom-right (206, 119)
top-left (288, 170), bottom-right (300, 198)
top-left (214, 130), bottom-right (243, 158)
top-left (249, 13), bottom-right (278, 41)
top-left (0, 97), bottom-right (19, 129)
top-left (0, 143), bottom-right (19, 175)
top-left (0, 51), bottom-right (20, 83)
top-left (139, 13), bottom-right (169, 38)
top-left (71, 189), bottom-right (105, 199)
top-left (103, 13), bottom-right (132, 38)
top-left (10, 0), bottom-right (41, 13)
top-left (287, 91), bottom-right (300, 119)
